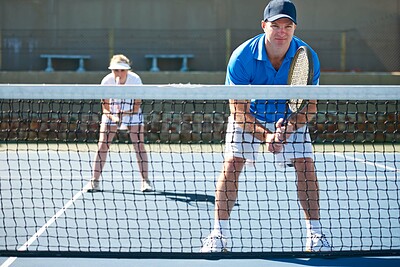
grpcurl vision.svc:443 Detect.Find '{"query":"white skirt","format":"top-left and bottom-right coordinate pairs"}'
top-left (101, 113), bottom-right (144, 127)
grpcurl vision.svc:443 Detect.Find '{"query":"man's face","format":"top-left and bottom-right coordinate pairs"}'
top-left (262, 18), bottom-right (296, 49)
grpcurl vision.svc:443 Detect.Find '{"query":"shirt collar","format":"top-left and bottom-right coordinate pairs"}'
top-left (256, 34), bottom-right (297, 63)
top-left (255, 34), bottom-right (267, 61)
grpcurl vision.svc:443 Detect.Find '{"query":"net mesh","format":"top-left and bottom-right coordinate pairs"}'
top-left (0, 84), bottom-right (400, 258)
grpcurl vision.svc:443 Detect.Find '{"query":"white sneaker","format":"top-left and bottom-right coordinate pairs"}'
top-left (200, 232), bottom-right (228, 253)
top-left (306, 234), bottom-right (333, 252)
top-left (87, 179), bottom-right (101, 192)
top-left (141, 180), bottom-right (153, 192)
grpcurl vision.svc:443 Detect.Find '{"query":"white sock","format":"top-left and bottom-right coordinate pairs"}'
top-left (213, 220), bottom-right (229, 238)
top-left (306, 219), bottom-right (322, 236)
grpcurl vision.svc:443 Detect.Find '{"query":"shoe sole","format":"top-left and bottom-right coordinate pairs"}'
top-left (305, 247), bottom-right (333, 252)
top-left (141, 188), bottom-right (153, 192)
top-left (200, 248), bottom-right (229, 253)
top-left (87, 188), bottom-right (101, 193)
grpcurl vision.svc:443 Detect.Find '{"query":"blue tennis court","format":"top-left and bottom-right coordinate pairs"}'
top-left (1, 143), bottom-right (399, 266)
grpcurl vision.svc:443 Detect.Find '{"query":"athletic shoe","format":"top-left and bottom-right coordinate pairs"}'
top-left (141, 180), bottom-right (153, 192)
top-left (306, 234), bottom-right (333, 252)
top-left (200, 232), bottom-right (228, 252)
top-left (87, 179), bottom-right (101, 192)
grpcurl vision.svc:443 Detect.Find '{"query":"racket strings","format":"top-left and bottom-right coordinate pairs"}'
top-left (288, 99), bottom-right (303, 113)
top-left (288, 49), bottom-right (310, 113)
top-left (290, 50), bottom-right (310, 86)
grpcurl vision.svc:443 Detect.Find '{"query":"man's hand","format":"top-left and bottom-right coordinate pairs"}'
top-left (276, 118), bottom-right (296, 143)
top-left (112, 115), bottom-right (121, 124)
top-left (266, 118), bottom-right (296, 153)
top-left (266, 120), bottom-right (284, 153)
top-left (266, 133), bottom-right (283, 153)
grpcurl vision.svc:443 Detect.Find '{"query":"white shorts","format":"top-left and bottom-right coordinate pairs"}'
top-left (101, 113), bottom-right (144, 127)
top-left (224, 116), bottom-right (313, 167)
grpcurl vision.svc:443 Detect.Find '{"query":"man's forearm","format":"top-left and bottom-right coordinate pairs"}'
top-left (288, 100), bottom-right (317, 128)
top-left (233, 113), bottom-right (274, 143)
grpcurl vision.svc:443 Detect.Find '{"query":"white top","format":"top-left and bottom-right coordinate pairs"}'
top-left (100, 71), bottom-right (142, 113)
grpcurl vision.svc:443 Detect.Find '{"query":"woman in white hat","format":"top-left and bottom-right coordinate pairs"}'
top-left (89, 54), bottom-right (152, 192)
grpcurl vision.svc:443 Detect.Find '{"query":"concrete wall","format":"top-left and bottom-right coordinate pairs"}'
top-left (2, 0), bottom-right (399, 31)
top-left (0, 0), bottom-right (399, 71)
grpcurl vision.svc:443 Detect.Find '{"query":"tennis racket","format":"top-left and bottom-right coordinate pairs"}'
top-left (286, 45), bottom-right (314, 122)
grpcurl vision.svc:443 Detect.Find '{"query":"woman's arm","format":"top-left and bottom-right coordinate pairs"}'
top-left (102, 99), bottom-right (120, 123)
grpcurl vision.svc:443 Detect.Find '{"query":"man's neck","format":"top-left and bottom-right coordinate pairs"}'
top-left (266, 42), bottom-right (290, 71)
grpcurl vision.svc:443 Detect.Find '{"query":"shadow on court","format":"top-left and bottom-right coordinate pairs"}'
top-left (99, 189), bottom-right (241, 208)
top-left (153, 190), bottom-right (216, 206)
top-left (101, 189), bottom-right (216, 205)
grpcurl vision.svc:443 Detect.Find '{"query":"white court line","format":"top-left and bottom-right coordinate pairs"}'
top-left (0, 184), bottom-right (90, 267)
top-left (333, 153), bottom-right (400, 172)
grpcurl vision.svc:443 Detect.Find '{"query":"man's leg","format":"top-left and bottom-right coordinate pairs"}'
top-left (294, 157), bottom-right (319, 220)
top-left (215, 157), bottom-right (246, 220)
top-left (201, 115), bottom-right (259, 252)
top-left (294, 157), bottom-right (332, 251)
top-left (200, 157), bottom-right (245, 252)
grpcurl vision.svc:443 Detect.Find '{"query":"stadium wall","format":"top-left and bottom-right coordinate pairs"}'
top-left (0, 0), bottom-right (399, 72)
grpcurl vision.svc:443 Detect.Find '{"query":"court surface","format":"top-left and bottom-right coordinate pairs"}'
top-left (1, 144), bottom-right (400, 266)
top-left (1, 255), bottom-right (400, 267)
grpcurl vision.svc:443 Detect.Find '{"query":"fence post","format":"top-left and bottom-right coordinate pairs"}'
top-left (340, 31), bottom-right (346, 72)
top-left (225, 28), bottom-right (231, 66)
top-left (0, 29), bottom-right (2, 70)
top-left (108, 28), bottom-right (114, 60)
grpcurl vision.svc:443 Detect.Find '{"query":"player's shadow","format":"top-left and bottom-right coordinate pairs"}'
top-left (155, 191), bottom-right (215, 206)
top-left (110, 190), bottom-right (239, 208)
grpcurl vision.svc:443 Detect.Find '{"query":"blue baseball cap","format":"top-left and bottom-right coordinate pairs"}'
top-left (263, 0), bottom-right (297, 24)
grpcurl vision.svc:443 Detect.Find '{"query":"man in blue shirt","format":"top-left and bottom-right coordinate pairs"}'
top-left (201, 0), bottom-right (332, 253)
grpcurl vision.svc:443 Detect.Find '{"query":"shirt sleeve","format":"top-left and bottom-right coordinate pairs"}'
top-left (101, 73), bottom-right (120, 85)
top-left (126, 72), bottom-right (143, 85)
top-left (226, 57), bottom-right (252, 85)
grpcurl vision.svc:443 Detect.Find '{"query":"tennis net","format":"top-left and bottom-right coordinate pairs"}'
top-left (0, 84), bottom-right (399, 259)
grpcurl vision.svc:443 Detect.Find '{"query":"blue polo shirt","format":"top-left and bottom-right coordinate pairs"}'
top-left (225, 33), bottom-right (320, 123)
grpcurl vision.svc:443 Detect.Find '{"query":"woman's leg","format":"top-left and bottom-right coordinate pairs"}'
top-left (128, 124), bottom-right (149, 183)
top-left (92, 123), bottom-right (117, 180)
